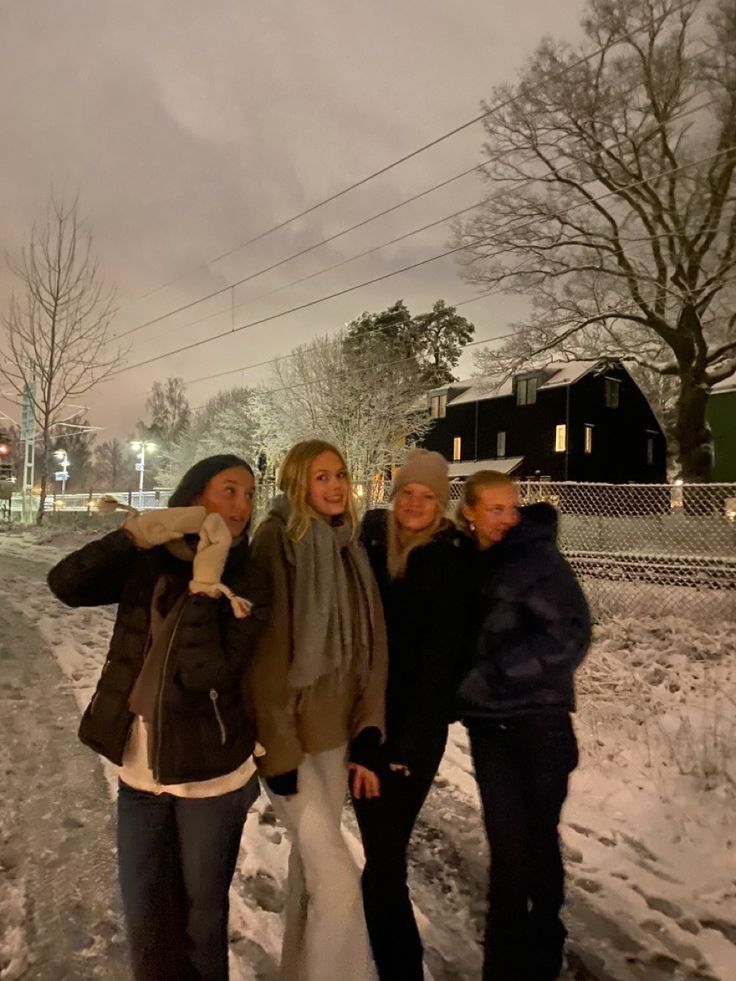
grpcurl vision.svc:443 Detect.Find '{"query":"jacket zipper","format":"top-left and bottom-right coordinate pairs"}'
top-left (153, 606), bottom-right (186, 782)
top-left (210, 689), bottom-right (227, 745)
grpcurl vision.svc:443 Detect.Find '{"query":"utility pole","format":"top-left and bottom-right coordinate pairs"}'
top-left (20, 375), bottom-right (36, 523)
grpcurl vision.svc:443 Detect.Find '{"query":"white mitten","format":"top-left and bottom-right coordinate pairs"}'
top-left (190, 512), bottom-right (253, 619)
top-left (123, 506), bottom-right (207, 549)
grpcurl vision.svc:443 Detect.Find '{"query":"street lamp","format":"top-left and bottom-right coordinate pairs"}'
top-left (130, 441), bottom-right (156, 509)
top-left (53, 449), bottom-right (69, 495)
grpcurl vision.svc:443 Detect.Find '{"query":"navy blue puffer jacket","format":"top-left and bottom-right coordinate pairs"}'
top-left (458, 503), bottom-right (591, 720)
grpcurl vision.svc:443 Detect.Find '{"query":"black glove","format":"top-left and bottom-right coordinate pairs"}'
top-left (266, 769), bottom-right (298, 796)
top-left (349, 727), bottom-right (384, 775)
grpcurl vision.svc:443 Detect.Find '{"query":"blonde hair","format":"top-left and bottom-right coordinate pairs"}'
top-left (456, 470), bottom-right (516, 535)
top-left (387, 506), bottom-right (450, 578)
top-left (278, 439), bottom-right (358, 542)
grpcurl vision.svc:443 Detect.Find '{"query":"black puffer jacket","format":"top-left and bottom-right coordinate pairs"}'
top-left (47, 527), bottom-right (271, 784)
top-left (458, 503), bottom-right (591, 720)
top-left (361, 509), bottom-right (473, 773)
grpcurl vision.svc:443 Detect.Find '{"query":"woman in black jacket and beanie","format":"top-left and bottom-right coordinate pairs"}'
top-left (458, 470), bottom-right (591, 981)
top-left (354, 449), bottom-right (472, 981)
top-left (47, 454), bottom-right (270, 981)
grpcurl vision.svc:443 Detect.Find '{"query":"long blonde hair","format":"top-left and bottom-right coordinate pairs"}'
top-left (386, 502), bottom-right (449, 579)
top-left (278, 439), bottom-right (358, 542)
top-left (456, 470), bottom-right (516, 536)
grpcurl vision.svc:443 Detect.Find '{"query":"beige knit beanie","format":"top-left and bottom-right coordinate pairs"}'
top-left (391, 449), bottom-right (450, 509)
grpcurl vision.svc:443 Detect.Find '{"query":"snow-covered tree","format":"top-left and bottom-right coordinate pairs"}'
top-left (158, 387), bottom-right (261, 488)
top-left (259, 332), bottom-right (431, 481)
top-left (457, 0), bottom-right (736, 481)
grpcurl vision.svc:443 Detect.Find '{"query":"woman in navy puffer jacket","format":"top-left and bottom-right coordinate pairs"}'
top-left (457, 470), bottom-right (591, 981)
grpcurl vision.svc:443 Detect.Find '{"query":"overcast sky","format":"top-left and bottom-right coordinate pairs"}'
top-left (0, 0), bottom-right (586, 442)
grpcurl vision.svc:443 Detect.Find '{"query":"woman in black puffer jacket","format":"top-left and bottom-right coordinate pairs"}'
top-left (457, 470), bottom-right (591, 981)
top-left (47, 454), bottom-right (270, 981)
top-left (354, 449), bottom-right (472, 981)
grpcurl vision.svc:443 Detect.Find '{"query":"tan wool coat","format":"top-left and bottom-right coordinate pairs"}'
top-left (247, 514), bottom-right (388, 779)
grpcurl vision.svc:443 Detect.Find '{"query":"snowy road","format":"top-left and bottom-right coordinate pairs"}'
top-left (1, 530), bottom-right (734, 980)
top-left (0, 553), bottom-right (129, 979)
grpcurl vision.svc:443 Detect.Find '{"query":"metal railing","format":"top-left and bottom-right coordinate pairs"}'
top-left (6, 489), bottom-right (172, 516)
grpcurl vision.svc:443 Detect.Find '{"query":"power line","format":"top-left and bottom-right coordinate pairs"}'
top-left (111, 164), bottom-right (484, 342)
top-left (139, 90), bottom-right (717, 349)
top-left (108, 144), bottom-right (736, 380)
top-left (113, 3), bottom-right (697, 335)
top-left (184, 290), bottom-right (512, 388)
top-left (190, 328), bottom-right (518, 414)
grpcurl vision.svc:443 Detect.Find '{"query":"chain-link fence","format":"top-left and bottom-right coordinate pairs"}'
top-left (479, 481), bottom-right (735, 622)
top-left (358, 478), bottom-right (736, 622)
top-left (16, 479), bottom-right (736, 622)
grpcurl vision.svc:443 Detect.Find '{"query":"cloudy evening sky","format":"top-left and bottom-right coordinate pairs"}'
top-left (0, 0), bottom-right (586, 439)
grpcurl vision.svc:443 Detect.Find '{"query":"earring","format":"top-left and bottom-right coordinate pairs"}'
top-left (470, 522), bottom-right (476, 532)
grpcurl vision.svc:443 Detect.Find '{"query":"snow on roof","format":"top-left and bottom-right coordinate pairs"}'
top-left (712, 374), bottom-right (736, 394)
top-left (447, 361), bottom-right (594, 406)
top-left (448, 456), bottom-right (523, 478)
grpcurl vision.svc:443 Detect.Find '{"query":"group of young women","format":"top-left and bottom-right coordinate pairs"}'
top-left (48, 439), bottom-right (591, 981)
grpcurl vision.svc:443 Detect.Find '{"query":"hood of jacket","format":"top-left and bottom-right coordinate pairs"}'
top-left (492, 501), bottom-right (558, 553)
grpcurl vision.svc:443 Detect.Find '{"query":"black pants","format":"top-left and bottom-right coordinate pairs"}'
top-left (468, 713), bottom-right (578, 981)
top-left (117, 776), bottom-right (259, 981)
top-left (352, 741), bottom-right (445, 981)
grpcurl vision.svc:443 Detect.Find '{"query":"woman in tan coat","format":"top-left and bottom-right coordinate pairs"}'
top-left (249, 439), bottom-right (387, 981)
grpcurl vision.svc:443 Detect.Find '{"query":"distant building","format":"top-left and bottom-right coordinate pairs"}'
top-left (421, 360), bottom-right (667, 483)
top-left (707, 375), bottom-right (736, 482)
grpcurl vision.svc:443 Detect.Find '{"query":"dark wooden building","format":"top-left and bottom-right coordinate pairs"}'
top-left (421, 361), bottom-right (667, 483)
top-left (707, 375), bottom-right (736, 482)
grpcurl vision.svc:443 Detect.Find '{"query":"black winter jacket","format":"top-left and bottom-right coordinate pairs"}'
top-left (47, 528), bottom-right (271, 784)
top-left (361, 509), bottom-right (473, 773)
top-left (457, 503), bottom-right (590, 720)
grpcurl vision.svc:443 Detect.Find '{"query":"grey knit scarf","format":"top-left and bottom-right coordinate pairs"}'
top-left (269, 494), bottom-right (377, 690)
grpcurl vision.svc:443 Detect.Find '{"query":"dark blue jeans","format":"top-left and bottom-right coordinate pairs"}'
top-left (353, 739), bottom-right (446, 981)
top-left (117, 776), bottom-right (259, 981)
top-left (468, 713), bottom-right (578, 981)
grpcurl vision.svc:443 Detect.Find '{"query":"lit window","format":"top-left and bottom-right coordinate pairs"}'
top-left (452, 436), bottom-right (462, 461)
top-left (604, 377), bottom-right (620, 408)
top-left (554, 425), bottom-right (567, 453)
top-left (430, 393), bottom-right (448, 419)
top-left (516, 375), bottom-right (538, 406)
top-left (584, 424), bottom-right (593, 455)
top-left (497, 431), bottom-right (506, 458)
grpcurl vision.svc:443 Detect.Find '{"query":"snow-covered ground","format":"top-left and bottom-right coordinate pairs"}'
top-left (1, 526), bottom-right (734, 980)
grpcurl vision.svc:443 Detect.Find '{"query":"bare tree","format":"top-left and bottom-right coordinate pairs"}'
top-left (94, 438), bottom-right (128, 491)
top-left (145, 377), bottom-right (191, 446)
top-left (1, 195), bottom-right (121, 519)
top-left (456, 0), bottom-right (736, 481)
top-left (258, 332), bottom-right (431, 481)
